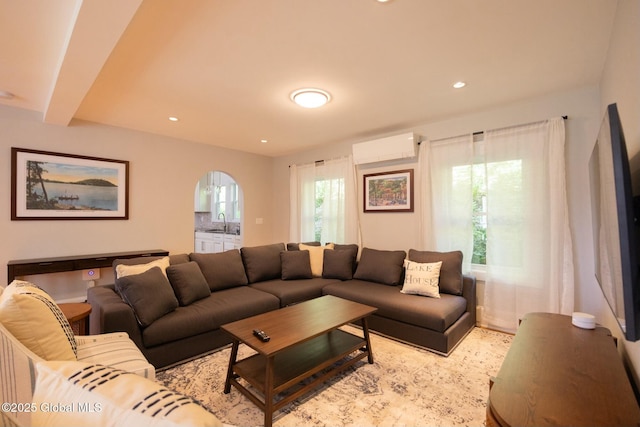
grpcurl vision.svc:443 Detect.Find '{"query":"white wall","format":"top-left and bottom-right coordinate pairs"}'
top-left (0, 106), bottom-right (275, 300)
top-left (273, 87), bottom-right (600, 282)
top-left (598, 0), bottom-right (640, 388)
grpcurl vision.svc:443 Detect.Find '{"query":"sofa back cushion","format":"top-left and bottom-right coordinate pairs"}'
top-left (353, 247), bottom-right (406, 286)
top-left (407, 249), bottom-right (463, 295)
top-left (190, 250), bottom-right (249, 291)
top-left (241, 243), bottom-right (286, 283)
top-left (166, 261), bottom-right (211, 305)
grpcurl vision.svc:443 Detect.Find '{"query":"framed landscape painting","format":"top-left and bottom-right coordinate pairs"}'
top-left (11, 147), bottom-right (129, 220)
top-left (363, 169), bottom-right (414, 213)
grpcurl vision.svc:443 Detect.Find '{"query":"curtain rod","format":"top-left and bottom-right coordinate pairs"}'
top-left (418, 115), bottom-right (568, 144)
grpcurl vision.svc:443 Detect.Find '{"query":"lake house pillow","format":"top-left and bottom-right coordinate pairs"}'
top-left (401, 260), bottom-right (443, 298)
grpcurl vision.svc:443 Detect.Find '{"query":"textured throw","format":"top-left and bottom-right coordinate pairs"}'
top-left (157, 326), bottom-right (512, 427)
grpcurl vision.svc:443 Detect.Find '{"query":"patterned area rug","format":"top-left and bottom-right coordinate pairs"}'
top-left (157, 326), bottom-right (512, 427)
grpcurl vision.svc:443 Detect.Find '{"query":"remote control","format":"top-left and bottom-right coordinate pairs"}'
top-left (253, 329), bottom-right (270, 342)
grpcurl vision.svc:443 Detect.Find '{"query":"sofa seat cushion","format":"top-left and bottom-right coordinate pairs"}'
top-left (323, 280), bottom-right (467, 332)
top-left (250, 278), bottom-right (341, 307)
top-left (142, 287), bottom-right (279, 347)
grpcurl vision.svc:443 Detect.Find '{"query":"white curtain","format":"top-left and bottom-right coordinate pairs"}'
top-left (421, 134), bottom-right (475, 274)
top-left (422, 118), bottom-right (574, 332)
top-left (289, 155), bottom-right (358, 244)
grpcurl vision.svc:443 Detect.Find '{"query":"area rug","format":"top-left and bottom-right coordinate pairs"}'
top-left (156, 326), bottom-right (512, 427)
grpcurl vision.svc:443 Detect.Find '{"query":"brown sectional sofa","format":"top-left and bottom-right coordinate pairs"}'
top-left (88, 243), bottom-right (476, 368)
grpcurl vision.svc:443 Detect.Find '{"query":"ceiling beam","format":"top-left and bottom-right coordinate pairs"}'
top-left (43, 0), bottom-right (143, 126)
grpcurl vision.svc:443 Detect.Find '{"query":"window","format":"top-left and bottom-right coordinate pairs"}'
top-left (289, 156), bottom-right (358, 245)
top-left (453, 160), bottom-right (522, 265)
top-left (423, 118), bottom-right (573, 332)
top-left (313, 177), bottom-right (345, 243)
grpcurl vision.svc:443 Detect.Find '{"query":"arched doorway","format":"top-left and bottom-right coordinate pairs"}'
top-left (194, 171), bottom-right (243, 253)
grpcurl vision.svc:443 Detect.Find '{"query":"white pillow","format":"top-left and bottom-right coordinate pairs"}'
top-left (0, 280), bottom-right (77, 360)
top-left (299, 243), bottom-right (335, 277)
top-left (32, 361), bottom-right (223, 427)
top-left (401, 260), bottom-right (443, 298)
top-left (115, 256), bottom-right (170, 279)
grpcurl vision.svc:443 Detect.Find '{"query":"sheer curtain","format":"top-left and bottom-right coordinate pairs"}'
top-left (289, 155), bottom-right (358, 244)
top-left (422, 118), bottom-right (574, 332)
top-left (421, 134), bottom-right (475, 274)
top-left (482, 118), bottom-right (574, 331)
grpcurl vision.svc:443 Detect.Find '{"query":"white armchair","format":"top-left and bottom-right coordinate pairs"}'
top-left (0, 281), bottom-right (154, 427)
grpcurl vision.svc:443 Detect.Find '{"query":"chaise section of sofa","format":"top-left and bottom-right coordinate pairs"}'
top-left (323, 248), bottom-right (476, 355)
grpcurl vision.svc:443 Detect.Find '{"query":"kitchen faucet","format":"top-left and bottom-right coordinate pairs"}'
top-left (217, 212), bottom-right (226, 233)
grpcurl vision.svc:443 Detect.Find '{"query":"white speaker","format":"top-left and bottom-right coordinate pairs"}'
top-left (572, 312), bottom-right (596, 329)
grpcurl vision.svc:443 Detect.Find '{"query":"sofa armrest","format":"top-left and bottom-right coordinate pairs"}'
top-left (462, 274), bottom-right (477, 325)
top-left (87, 285), bottom-right (143, 349)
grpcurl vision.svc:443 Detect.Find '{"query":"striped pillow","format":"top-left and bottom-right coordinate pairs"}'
top-left (33, 361), bottom-right (222, 427)
top-left (0, 280), bottom-right (77, 361)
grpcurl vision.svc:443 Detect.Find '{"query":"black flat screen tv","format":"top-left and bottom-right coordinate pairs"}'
top-left (589, 102), bottom-right (640, 341)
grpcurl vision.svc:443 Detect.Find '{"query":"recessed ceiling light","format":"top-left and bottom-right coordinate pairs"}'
top-left (290, 88), bottom-right (331, 108)
top-left (261, 139), bottom-right (268, 144)
top-left (453, 81), bottom-right (466, 89)
top-left (168, 116), bottom-right (179, 122)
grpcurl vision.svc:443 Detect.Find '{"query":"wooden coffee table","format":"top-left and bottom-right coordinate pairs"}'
top-left (222, 295), bottom-right (377, 427)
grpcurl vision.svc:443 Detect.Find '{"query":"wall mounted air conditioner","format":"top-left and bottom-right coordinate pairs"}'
top-left (352, 132), bottom-right (419, 165)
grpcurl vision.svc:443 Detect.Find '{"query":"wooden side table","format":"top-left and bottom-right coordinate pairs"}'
top-left (58, 303), bottom-right (92, 335)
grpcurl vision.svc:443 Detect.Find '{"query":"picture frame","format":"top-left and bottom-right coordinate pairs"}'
top-left (363, 169), bottom-right (414, 213)
top-left (11, 147), bottom-right (129, 220)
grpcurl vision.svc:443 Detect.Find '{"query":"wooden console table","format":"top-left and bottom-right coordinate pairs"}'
top-left (487, 312), bottom-right (640, 426)
top-left (7, 249), bottom-right (169, 284)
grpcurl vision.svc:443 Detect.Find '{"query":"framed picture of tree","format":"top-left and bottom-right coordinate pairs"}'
top-left (11, 147), bottom-right (129, 220)
top-left (363, 169), bottom-right (414, 213)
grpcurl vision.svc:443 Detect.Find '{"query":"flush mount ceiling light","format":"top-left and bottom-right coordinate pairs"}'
top-left (290, 88), bottom-right (331, 108)
top-left (168, 116), bottom-right (179, 122)
top-left (453, 81), bottom-right (466, 89)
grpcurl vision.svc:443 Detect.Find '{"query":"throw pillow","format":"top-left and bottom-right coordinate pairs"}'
top-left (353, 247), bottom-right (406, 286)
top-left (32, 361), bottom-right (223, 427)
top-left (407, 249), bottom-right (464, 295)
top-left (114, 256), bottom-right (171, 279)
top-left (281, 250), bottom-right (313, 280)
top-left (166, 261), bottom-right (211, 306)
top-left (401, 259), bottom-right (443, 298)
top-left (115, 267), bottom-right (179, 327)
top-left (241, 243), bottom-right (286, 283)
top-left (322, 249), bottom-right (354, 280)
top-left (286, 241), bottom-right (321, 251)
top-left (190, 250), bottom-right (249, 291)
top-left (0, 280), bottom-right (77, 361)
top-left (299, 243), bottom-right (335, 277)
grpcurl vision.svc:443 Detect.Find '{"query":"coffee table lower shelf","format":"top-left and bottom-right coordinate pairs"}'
top-left (226, 329), bottom-right (371, 421)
